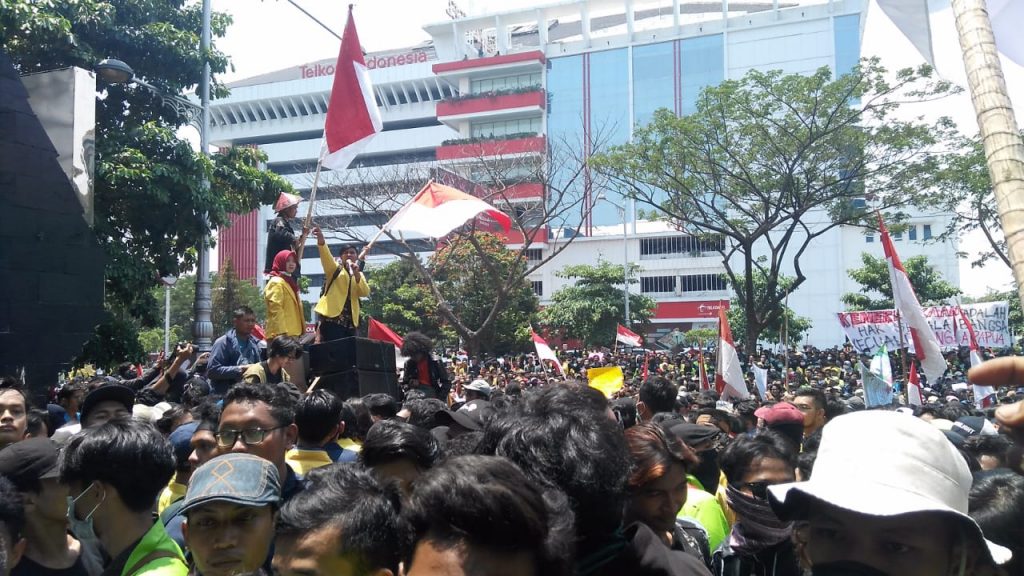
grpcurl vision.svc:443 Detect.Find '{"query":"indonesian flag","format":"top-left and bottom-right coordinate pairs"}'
top-left (715, 308), bottom-right (750, 400)
top-left (383, 181), bottom-right (511, 238)
top-left (531, 329), bottom-right (565, 376)
top-left (322, 7), bottom-right (383, 170)
top-left (958, 307), bottom-right (997, 408)
top-left (367, 318), bottom-right (403, 348)
top-left (879, 214), bottom-right (947, 385)
top-left (616, 324), bottom-right (643, 348)
top-left (751, 364), bottom-right (769, 400)
top-left (907, 361), bottom-right (924, 407)
top-left (697, 347), bottom-right (711, 391)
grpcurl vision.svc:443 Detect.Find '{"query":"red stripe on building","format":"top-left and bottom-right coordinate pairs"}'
top-left (654, 300), bottom-right (730, 320)
top-left (218, 210), bottom-right (260, 284)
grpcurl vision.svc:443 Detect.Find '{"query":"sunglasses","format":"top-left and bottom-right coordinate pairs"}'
top-left (215, 426), bottom-right (285, 448)
top-left (735, 481), bottom-right (774, 500)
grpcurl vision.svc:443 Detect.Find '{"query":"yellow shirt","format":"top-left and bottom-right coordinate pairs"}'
top-left (285, 448), bottom-right (333, 475)
top-left (264, 276), bottom-right (305, 338)
top-left (157, 481), bottom-right (187, 515)
top-left (314, 244), bottom-right (370, 326)
top-left (337, 437), bottom-right (362, 453)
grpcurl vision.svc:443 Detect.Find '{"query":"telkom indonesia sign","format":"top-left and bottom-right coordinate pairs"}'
top-left (301, 51), bottom-right (430, 79)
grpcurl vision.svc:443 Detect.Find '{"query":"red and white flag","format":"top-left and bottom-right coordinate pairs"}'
top-left (616, 324), bottom-right (643, 348)
top-left (715, 308), bottom-right (750, 401)
top-left (322, 7), bottom-right (383, 170)
top-left (958, 307), bottom-right (997, 408)
top-left (879, 214), bottom-right (947, 385)
top-left (531, 329), bottom-right (564, 376)
top-left (383, 181), bottom-right (511, 238)
top-left (907, 361), bottom-right (924, 408)
top-left (697, 347), bottom-right (711, 392)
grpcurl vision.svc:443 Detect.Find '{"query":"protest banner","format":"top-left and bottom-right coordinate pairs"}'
top-left (837, 302), bottom-right (1010, 354)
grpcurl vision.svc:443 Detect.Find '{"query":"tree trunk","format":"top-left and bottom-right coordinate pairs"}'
top-left (952, 0), bottom-right (1024, 312)
top-left (743, 253), bottom-right (758, 353)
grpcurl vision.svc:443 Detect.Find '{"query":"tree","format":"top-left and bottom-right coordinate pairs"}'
top-left (3, 0), bottom-right (292, 364)
top-left (591, 58), bottom-right (957, 348)
top-left (842, 253), bottom-right (960, 310)
top-left (211, 260), bottom-right (267, 336)
top-left (726, 270), bottom-right (811, 348)
top-left (360, 259), bottom-right (445, 343)
top-left (918, 131), bottom-right (1024, 269)
top-left (683, 328), bottom-right (718, 347)
top-left (540, 261), bottom-right (656, 348)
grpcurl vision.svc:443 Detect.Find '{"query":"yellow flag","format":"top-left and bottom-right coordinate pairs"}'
top-left (588, 366), bottom-right (624, 398)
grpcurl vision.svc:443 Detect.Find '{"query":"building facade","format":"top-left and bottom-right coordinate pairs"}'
top-left (210, 0), bottom-right (959, 347)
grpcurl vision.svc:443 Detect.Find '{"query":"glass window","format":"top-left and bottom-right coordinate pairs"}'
top-left (589, 48), bottom-right (630, 228)
top-left (908, 225), bottom-right (917, 241)
top-left (865, 233), bottom-right (874, 243)
top-left (679, 274), bottom-right (728, 293)
top-left (893, 231), bottom-right (902, 241)
top-left (524, 248), bottom-right (543, 261)
top-left (680, 35), bottom-right (724, 115)
top-left (633, 41), bottom-right (675, 126)
top-left (641, 276), bottom-right (677, 293)
top-left (531, 281), bottom-right (543, 296)
top-left (639, 235), bottom-right (725, 257)
top-left (470, 72), bottom-right (542, 94)
top-left (923, 224), bottom-right (932, 240)
top-left (834, 14), bottom-right (861, 77)
top-left (548, 55), bottom-right (587, 232)
top-left (470, 117), bottom-right (541, 138)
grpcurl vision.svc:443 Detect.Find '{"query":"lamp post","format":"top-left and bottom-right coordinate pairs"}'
top-left (600, 195), bottom-right (631, 327)
top-left (96, 0), bottom-right (214, 352)
top-left (160, 276), bottom-right (178, 355)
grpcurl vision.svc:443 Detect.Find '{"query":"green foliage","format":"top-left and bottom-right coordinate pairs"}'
top-left (727, 270), bottom-right (811, 348)
top-left (3, 0), bottom-right (293, 364)
top-left (361, 259), bottom-right (444, 343)
top-left (842, 253), bottom-right (960, 310)
top-left (539, 260), bottom-right (656, 348)
top-left (683, 328), bottom-right (718, 346)
top-left (137, 325), bottom-right (185, 356)
top-left (76, 311), bottom-right (145, 368)
top-left (431, 234), bottom-right (539, 355)
top-left (592, 58), bottom-right (957, 346)
top-left (211, 260), bottom-right (266, 336)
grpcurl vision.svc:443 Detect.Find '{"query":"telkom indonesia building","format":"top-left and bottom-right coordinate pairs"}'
top-left (210, 0), bottom-right (958, 347)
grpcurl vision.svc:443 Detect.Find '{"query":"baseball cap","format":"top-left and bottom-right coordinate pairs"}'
top-left (169, 422), bottom-right (200, 469)
top-left (80, 384), bottom-right (135, 424)
top-left (664, 422), bottom-right (720, 447)
top-left (180, 453), bottom-right (281, 514)
top-left (465, 379), bottom-right (492, 396)
top-left (0, 438), bottom-right (61, 487)
top-left (950, 415), bottom-right (998, 438)
top-left (768, 410), bottom-right (1011, 566)
top-left (754, 402), bottom-right (804, 425)
top-left (435, 399), bottom-right (495, 432)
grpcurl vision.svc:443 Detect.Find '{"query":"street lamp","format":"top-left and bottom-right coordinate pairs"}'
top-left (159, 276), bottom-right (178, 355)
top-left (95, 0), bottom-right (214, 352)
top-left (599, 195), bottom-right (631, 328)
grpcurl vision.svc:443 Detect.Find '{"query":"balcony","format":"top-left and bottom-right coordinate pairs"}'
top-left (436, 88), bottom-right (545, 123)
top-left (432, 50), bottom-right (546, 76)
top-left (437, 134), bottom-right (546, 161)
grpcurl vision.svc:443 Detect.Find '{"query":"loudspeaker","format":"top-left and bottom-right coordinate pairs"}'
top-left (316, 369), bottom-right (400, 401)
top-left (308, 337), bottom-right (396, 375)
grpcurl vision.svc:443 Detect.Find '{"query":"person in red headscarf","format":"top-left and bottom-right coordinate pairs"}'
top-left (264, 249), bottom-right (305, 340)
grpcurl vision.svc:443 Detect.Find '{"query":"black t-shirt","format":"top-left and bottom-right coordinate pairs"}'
top-left (12, 554), bottom-right (91, 576)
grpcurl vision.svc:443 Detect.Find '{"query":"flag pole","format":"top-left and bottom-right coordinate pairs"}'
top-left (294, 139), bottom-right (328, 253)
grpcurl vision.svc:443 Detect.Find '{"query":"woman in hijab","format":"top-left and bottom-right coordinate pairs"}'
top-left (264, 249), bottom-right (305, 340)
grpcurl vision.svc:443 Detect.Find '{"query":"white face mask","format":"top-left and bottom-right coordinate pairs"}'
top-left (66, 482), bottom-right (104, 543)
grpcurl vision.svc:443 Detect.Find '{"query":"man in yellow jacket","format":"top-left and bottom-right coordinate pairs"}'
top-left (312, 227), bottom-right (370, 342)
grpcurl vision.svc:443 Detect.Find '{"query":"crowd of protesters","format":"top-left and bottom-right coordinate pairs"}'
top-left (1, 326), bottom-right (1024, 576)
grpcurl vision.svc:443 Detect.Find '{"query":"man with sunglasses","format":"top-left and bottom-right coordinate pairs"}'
top-left (216, 383), bottom-right (304, 503)
top-left (713, 431), bottom-right (800, 576)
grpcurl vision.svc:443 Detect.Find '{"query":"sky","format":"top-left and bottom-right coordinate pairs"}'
top-left (207, 0), bottom-right (1024, 297)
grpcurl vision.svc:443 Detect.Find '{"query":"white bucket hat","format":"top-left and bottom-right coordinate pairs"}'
top-left (768, 410), bottom-right (1011, 566)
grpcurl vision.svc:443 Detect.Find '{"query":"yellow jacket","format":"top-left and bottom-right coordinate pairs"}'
top-left (314, 244), bottom-right (370, 326)
top-left (264, 276), bottom-right (305, 338)
top-left (285, 448), bottom-right (333, 475)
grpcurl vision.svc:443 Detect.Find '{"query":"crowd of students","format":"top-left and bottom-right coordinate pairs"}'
top-left (1, 338), bottom-right (1023, 576)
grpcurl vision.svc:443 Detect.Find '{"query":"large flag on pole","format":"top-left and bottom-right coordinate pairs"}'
top-left (879, 214), bottom-right (947, 384)
top-left (861, 344), bottom-right (895, 407)
top-left (531, 329), bottom-right (565, 377)
top-left (958, 307), bottom-right (997, 408)
top-left (616, 324), bottom-right (643, 348)
top-left (715, 308), bottom-right (750, 401)
top-left (323, 6), bottom-right (383, 170)
top-left (697, 347), bottom-right (711, 391)
top-left (907, 361), bottom-right (924, 407)
top-left (367, 318), bottom-right (403, 348)
top-left (751, 364), bottom-right (769, 401)
top-left (381, 181), bottom-right (511, 238)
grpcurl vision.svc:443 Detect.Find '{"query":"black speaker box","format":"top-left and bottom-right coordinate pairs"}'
top-left (316, 369), bottom-right (399, 401)
top-left (308, 336), bottom-right (396, 375)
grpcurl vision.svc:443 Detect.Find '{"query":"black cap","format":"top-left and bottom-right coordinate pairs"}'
top-left (665, 422), bottom-right (720, 447)
top-left (0, 438), bottom-right (60, 487)
top-left (435, 400), bottom-right (494, 432)
top-left (80, 384), bottom-right (135, 425)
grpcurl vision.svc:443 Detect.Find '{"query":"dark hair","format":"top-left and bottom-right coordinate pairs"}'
top-left (403, 455), bottom-right (572, 576)
top-left (25, 408), bottom-right (48, 438)
top-left (155, 403), bottom-right (188, 436)
top-left (191, 397), bottom-right (223, 431)
top-left (639, 376), bottom-right (677, 415)
top-left (59, 418), bottom-right (175, 512)
top-left (116, 362), bottom-right (137, 380)
top-left (963, 434), bottom-right (1012, 467)
top-left (403, 389), bottom-right (426, 402)
top-left (719, 430), bottom-right (798, 485)
top-left (792, 387), bottom-right (826, 411)
top-left (223, 383), bottom-right (295, 427)
top-left (180, 378), bottom-right (210, 410)
top-left (0, 376), bottom-right (28, 407)
top-left (295, 390), bottom-right (343, 445)
top-left (402, 398), bottom-right (448, 430)
top-left (443, 431), bottom-right (483, 458)
top-left (277, 464), bottom-right (402, 573)
top-left (363, 393), bottom-right (399, 420)
top-left (611, 398), bottom-right (638, 430)
top-left (939, 402), bottom-right (970, 422)
top-left (400, 332), bottom-right (434, 358)
top-left (625, 424), bottom-right (698, 489)
top-left (341, 398), bottom-right (372, 441)
top-left (969, 471), bottom-right (1024, 574)
top-left (360, 420), bottom-right (442, 471)
top-left (233, 306), bottom-right (255, 319)
top-left (268, 336), bottom-right (302, 360)
top-left (481, 386), bottom-right (630, 540)
top-left (0, 476), bottom-right (24, 551)
top-left (57, 382), bottom-right (87, 402)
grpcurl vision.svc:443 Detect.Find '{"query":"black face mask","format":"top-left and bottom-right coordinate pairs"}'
top-left (811, 562), bottom-right (890, 576)
top-left (692, 449), bottom-right (720, 493)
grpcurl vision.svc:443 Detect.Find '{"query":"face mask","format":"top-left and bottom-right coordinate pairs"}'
top-left (811, 561), bottom-right (890, 576)
top-left (66, 482), bottom-right (104, 543)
